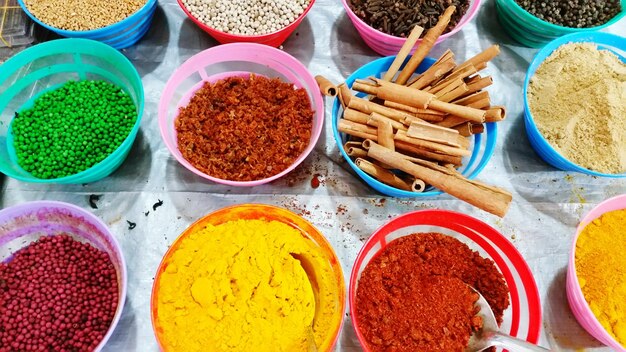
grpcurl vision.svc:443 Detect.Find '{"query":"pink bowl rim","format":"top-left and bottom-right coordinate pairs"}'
top-left (341, 0), bottom-right (482, 44)
top-left (177, 0), bottom-right (316, 40)
top-left (158, 42), bottom-right (324, 187)
top-left (348, 209), bottom-right (542, 351)
top-left (568, 194), bottom-right (626, 350)
top-left (0, 200), bottom-right (128, 352)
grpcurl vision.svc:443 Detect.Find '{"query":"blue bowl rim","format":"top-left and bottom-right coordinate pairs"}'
top-left (331, 55), bottom-right (498, 197)
top-left (523, 31), bottom-right (626, 178)
top-left (17, 0), bottom-right (157, 36)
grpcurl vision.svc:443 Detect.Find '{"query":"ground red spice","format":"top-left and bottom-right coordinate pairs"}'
top-left (175, 75), bottom-right (314, 182)
top-left (311, 174), bottom-right (321, 188)
top-left (356, 233), bottom-right (510, 352)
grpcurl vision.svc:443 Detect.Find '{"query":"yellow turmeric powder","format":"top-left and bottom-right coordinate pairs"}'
top-left (154, 219), bottom-right (338, 351)
top-left (576, 209), bottom-right (626, 347)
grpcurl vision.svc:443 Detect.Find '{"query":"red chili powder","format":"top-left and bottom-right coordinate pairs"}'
top-left (356, 233), bottom-right (510, 352)
top-left (175, 75), bottom-right (314, 182)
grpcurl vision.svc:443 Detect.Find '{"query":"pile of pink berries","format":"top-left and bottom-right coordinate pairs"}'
top-left (0, 234), bottom-right (119, 351)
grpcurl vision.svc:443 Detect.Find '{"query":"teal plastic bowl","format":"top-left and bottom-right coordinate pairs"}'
top-left (523, 32), bottom-right (626, 178)
top-left (0, 39), bottom-right (144, 184)
top-left (496, 0), bottom-right (626, 48)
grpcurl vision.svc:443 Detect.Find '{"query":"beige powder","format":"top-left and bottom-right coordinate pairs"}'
top-left (528, 42), bottom-right (626, 174)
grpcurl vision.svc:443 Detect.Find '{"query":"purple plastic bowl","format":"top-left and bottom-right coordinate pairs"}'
top-left (566, 194), bottom-right (626, 351)
top-left (341, 0), bottom-right (482, 56)
top-left (0, 201), bottom-right (127, 351)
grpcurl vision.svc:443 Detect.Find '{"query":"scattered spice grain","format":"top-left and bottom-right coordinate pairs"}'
top-left (356, 233), bottom-right (509, 352)
top-left (348, 0), bottom-right (470, 38)
top-left (176, 75), bottom-right (314, 182)
top-left (89, 194), bottom-right (101, 209)
top-left (153, 199), bottom-right (164, 211)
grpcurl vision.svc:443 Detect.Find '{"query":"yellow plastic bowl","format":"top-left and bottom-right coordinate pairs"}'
top-left (150, 204), bottom-right (346, 351)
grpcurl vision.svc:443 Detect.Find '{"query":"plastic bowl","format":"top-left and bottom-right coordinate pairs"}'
top-left (349, 209), bottom-right (542, 351)
top-left (567, 194), bottom-right (626, 351)
top-left (331, 55), bottom-right (497, 198)
top-left (17, 0), bottom-right (157, 49)
top-left (158, 42), bottom-right (324, 186)
top-left (177, 0), bottom-right (315, 47)
top-left (151, 203), bottom-right (346, 351)
top-left (496, 0), bottom-right (626, 48)
top-left (0, 38), bottom-right (145, 184)
top-left (0, 200), bottom-right (127, 351)
top-left (523, 32), bottom-right (626, 178)
top-left (341, 0), bottom-right (482, 56)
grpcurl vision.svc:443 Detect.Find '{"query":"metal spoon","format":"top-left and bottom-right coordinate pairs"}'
top-left (467, 288), bottom-right (550, 352)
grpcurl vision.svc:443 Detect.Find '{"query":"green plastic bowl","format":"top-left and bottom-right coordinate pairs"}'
top-left (0, 39), bottom-right (144, 184)
top-left (496, 0), bottom-right (626, 48)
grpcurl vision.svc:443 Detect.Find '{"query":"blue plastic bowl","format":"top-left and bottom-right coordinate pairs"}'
top-left (331, 56), bottom-right (497, 198)
top-left (523, 32), bottom-right (626, 178)
top-left (17, 0), bottom-right (157, 49)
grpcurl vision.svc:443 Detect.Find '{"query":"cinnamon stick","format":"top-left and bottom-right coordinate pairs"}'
top-left (355, 158), bottom-right (413, 191)
top-left (485, 106), bottom-right (506, 122)
top-left (455, 45), bottom-right (500, 73)
top-left (471, 124), bottom-right (485, 134)
top-left (347, 147), bottom-right (368, 158)
top-left (339, 119), bottom-right (377, 135)
top-left (395, 6), bottom-right (456, 85)
top-left (452, 90), bottom-right (489, 106)
top-left (315, 75), bottom-right (338, 97)
top-left (338, 83), bottom-right (352, 108)
top-left (407, 121), bottom-right (465, 148)
top-left (428, 99), bottom-right (486, 123)
top-left (408, 60), bottom-right (456, 89)
top-left (344, 108), bottom-right (370, 125)
top-left (369, 112), bottom-right (407, 131)
top-left (453, 122), bottom-right (473, 137)
top-left (348, 96), bottom-right (414, 123)
top-left (412, 178), bottom-right (427, 193)
top-left (438, 83), bottom-right (470, 102)
top-left (378, 120), bottom-right (395, 151)
top-left (395, 130), bottom-right (471, 157)
top-left (366, 141), bottom-right (512, 217)
top-left (383, 25), bottom-right (425, 82)
top-left (394, 140), bottom-right (463, 165)
top-left (436, 115), bottom-right (468, 128)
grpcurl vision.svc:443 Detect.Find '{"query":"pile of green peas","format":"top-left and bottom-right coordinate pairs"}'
top-left (11, 80), bottom-right (137, 179)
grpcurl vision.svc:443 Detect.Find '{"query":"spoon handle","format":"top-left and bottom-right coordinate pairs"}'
top-left (490, 332), bottom-right (551, 352)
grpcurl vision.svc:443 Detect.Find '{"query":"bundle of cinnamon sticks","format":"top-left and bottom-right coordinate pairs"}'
top-left (330, 5), bottom-right (512, 217)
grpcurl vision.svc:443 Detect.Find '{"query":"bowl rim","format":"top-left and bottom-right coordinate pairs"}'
top-left (150, 203), bottom-right (347, 351)
top-left (158, 42), bottom-right (324, 187)
top-left (522, 31), bottom-right (626, 178)
top-left (331, 55), bottom-right (498, 197)
top-left (176, 0), bottom-right (316, 39)
top-left (498, 0), bottom-right (626, 33)
top-left (0, 200), bottom-right (128, 352)
top-left (348, 209), bottom-right (542, 351)
top-left (568, 194), bottom-right (626, 351)
top-left (340, 0), bottom-right (482, 43)
top-left (0, 38), bottom-right (145, 184)
top-left (17, 0), bottom-right (158, 35)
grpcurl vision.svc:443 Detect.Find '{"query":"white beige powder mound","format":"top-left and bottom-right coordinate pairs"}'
top-left (528, 42), bottom-right (626, 174)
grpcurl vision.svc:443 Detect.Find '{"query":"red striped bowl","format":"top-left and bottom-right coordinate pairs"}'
top-left (349, 209), bottom-right (542, 351)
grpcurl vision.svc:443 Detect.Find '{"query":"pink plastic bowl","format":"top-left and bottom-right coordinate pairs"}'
top-left (341, 0), bottom-right (482, 56)
top-left (177, 0), bottom-right (316, 47)
top-left (567, 194), bottom-right (626, 351)
top-left (0, 201), bottom-right (127, 351)
top-left (158, 43), bottom-right (324, 187)
top-left (349, 209), bottom-right (542, 351)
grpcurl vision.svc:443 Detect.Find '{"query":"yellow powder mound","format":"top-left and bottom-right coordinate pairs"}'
top-left (576, 209), bottom-right (626, 347)
top-left (155, 219), bottom-right (336, 352)
top-left (528, 42), bottom-right (626, 174)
